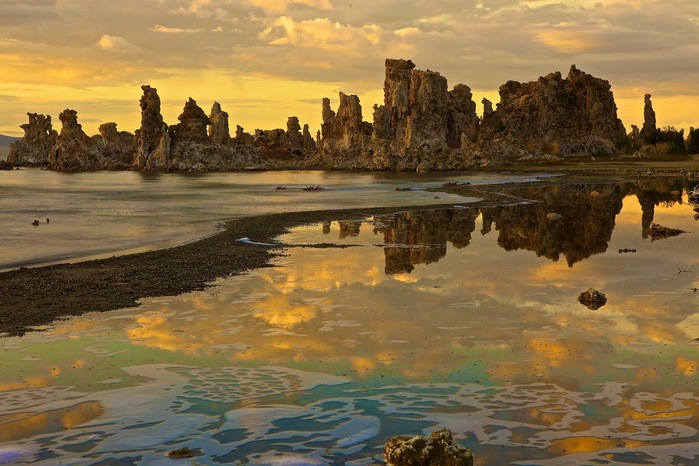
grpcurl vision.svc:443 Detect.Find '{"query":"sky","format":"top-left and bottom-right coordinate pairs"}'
top-left (1, 0), bottom-right (698, 137)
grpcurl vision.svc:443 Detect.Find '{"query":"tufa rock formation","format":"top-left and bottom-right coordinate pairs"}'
top-left (640, 93), bottom-right (657, 144)
top-left (47, 109), bottom-right (101, 171)
top-left (134, 85), bottom-right (171, 171)
top-left (9, 58), bottom-right (644, 171)
top-left (208, 102), bottom-right (230, 144)
top-left (313, 59), bottom-right (479, 170)
top-left (384, 428), bottom-right (474, 466)
top-left (8, 113), bottom-right (57, 166)
top-left (578, 288), bottom-right (607, 310)
top-left (313, 60), bottom-right (626, 170)
top-left (171, 98), bottom-right (211, 144)
top-left (493, 65), bottom-right (626, 157)
top-left (97, 123), bottom-right (137, 170)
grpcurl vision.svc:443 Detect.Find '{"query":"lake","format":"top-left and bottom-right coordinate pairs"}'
top-left (0, 171), bottom-right (698, 465)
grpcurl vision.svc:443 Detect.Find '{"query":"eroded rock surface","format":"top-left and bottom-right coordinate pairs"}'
top-left (641, 93), bottom-right (657, 143)
top-left (208, 102), bottom-right (230, 144)
top-left (10, 58), bottom-right (641, 172)
top-left (384, 428), bottom-right (474, 466)
top-left (578, 288), bottom-right (607, 310)
top-left (134, 85), bottom-right (170, 170)
top-left (97, 123), bottom-right (137, 170)
top-left (48, 109), bottom-right (101, 171)
top-left (171, 98), bottom-right (211, 145)
top-left (8, 113), bottom-right (57, 166)
top-left (494, 65), bottom-right (626, 158)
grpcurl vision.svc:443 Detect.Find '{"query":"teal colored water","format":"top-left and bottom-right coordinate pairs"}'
top-left (0, 178), bottom-right (698, 465)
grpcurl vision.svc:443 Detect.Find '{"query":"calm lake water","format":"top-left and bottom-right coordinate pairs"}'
top-left (1, 172), bottom-right (698, 465)
top-left (0, 169), bottom-right (539, 271)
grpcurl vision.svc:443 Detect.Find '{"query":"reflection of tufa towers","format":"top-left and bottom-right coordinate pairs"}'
top-left (316, 181), bottom-right (691, 275)
top-left (375, 209), bottom-right (478, 274)
top-left (373, 184), bottom-right (629, 273)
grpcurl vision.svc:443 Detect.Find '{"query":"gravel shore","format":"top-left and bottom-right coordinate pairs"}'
top-left (0, 204), bottom-right (456, 336)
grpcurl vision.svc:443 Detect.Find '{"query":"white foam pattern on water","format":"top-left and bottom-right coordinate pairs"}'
top-left (0, 365), bottom-right (697, 465)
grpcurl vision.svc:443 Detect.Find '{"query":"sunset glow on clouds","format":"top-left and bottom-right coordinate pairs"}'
top-left (0, 0), bottom-right (698, 136)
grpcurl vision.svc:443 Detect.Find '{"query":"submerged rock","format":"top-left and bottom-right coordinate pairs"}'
top-left (166, 447), bottom-right (202, 459)
top-left (578, 288), bottom-right (607, 310)
top-left (646, 223), bottom-right (685, 241)
top-left (384, 428), bottom-right (474, 466)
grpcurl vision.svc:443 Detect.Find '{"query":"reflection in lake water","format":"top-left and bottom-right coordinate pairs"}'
top-left (0, 181), bottom-right (698, 465)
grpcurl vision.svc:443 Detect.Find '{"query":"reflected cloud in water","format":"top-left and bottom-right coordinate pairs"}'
top-left (0, 180), bottom-right (698, 464)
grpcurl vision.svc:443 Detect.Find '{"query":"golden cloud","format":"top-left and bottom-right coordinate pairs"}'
top-left (244, 0), bottom-right (333, 13)
top-left (534, 29), bottom-right (602, 53)
top-left (259, 16), bottom-right (384, 50)
top-left (95, 34), bottom-right (139, 52)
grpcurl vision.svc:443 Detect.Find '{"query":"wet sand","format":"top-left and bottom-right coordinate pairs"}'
top-left (1, 160), bottom-right (697, 336)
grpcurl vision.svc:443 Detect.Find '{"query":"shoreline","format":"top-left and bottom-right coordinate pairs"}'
top-left (0, 203), bottom-right (467, 337)
top-left (1, 163), bottom-right (696, 337)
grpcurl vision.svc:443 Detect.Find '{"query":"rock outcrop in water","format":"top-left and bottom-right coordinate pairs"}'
top-left (8, 58), bottom-right (643, 171)
top-left (8, 113), bottom-right (57, 166)
top-left (486, 65), bottom-right (626, 158)
top-left (208, 102), bottom-right (230, 144)
top-left (312, 59), bottom-right (480, 170)
top-left (47, 109), bottom-right (101, 171)
top-left (97, 123), bottom-right (137, 170)
top-left (311, 60), bottom-right (625, 169)
top-left (384, 428), bottom-right (474, 466)
top-left (134, 85), bottom-right (170, 171)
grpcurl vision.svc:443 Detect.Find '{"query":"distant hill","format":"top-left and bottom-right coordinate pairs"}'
top-left (0, 134), bottom-right (20, 160)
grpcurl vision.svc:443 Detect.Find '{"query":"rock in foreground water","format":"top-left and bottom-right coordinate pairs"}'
top-left (578, 288), bottom-right (607, 310)
top-left (384, 428), bottom-right (473, 466)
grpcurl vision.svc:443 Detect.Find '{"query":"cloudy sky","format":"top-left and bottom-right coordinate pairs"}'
top-left (1, 0), bottom-right (698, 137)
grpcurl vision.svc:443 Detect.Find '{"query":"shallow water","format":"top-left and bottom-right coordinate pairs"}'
top-left (1, 179), bottom-right (698, 465)
top-left (0, 169), bottom-right (540, 271)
